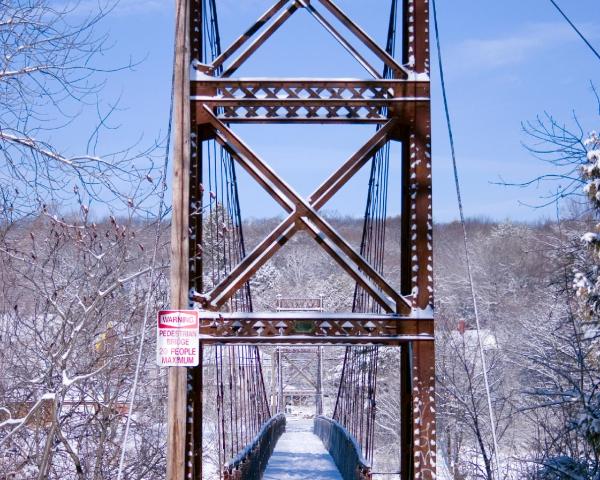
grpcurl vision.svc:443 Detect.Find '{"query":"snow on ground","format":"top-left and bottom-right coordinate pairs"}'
top-left (263, 416), bottom-right (342, 480)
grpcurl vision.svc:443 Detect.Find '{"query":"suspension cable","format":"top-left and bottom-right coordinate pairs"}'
top-left (201, 2), bottom-right (269, 475)
top-left (431, 0), bottom-right (502, 477)
top-left (115, 0), bottom-right (179, 476)
top-left (334, 0), bottom-right (397, 466)
top-left (548, 0), bottom-right (600, 62)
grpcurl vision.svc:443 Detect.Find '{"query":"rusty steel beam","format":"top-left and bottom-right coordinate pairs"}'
top-left (200, 336), bottom-right (433, 345)
top-left (194, 98), bottom-right (422, 106)
top-left (211, 0), bottom-right (290, 71)
top-left (401, 1), bottom-right (435, 479)
top-left (222, 2), bottom-right (299, 77)
top-left (297, 0), bottom-right (381, 79)
top-left (316, 0), bottom-right (409, 78)
top-left (192, 100), bottom-right (427, 124)
top-left (186, 3), bottom-right (204, 480)
top-left (198, 311), bottom-right (432, 326)
top-left (410, 341), bottom-right (436, 478)
top-left (403, 0), bottom-right (430, 74)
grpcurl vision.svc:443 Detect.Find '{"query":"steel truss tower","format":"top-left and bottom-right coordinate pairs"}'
top-left (168, 1), bottom-right (435, 478)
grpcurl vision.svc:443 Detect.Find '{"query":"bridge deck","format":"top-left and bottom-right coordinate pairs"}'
top-left (263, 417), bottom-right (342, 480)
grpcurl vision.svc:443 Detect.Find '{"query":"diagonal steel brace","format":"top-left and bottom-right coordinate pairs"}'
top-left (198, 107), bottom-right (411, 314)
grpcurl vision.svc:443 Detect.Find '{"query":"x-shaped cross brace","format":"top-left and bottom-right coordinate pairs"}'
top-left (194, 106), bottom-right (411, 314)
top-left (281, 353), bottom-right (318, 390)
top-left (209, 0), bottom-right (408, 80)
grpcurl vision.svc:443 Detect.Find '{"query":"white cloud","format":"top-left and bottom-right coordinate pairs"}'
top-left (448, 22), bottom-right (598, 71)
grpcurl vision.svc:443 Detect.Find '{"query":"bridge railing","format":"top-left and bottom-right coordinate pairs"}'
top-left (314, 415), bottom-right (372, 480)
top-left (223, 413), bottom-right (286, 480)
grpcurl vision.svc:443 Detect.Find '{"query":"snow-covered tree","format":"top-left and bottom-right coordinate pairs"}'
top-left (0, 0), bottom-right (158, 218)
top-left (518, 120), bottom-right (600, 479)
top-left (0, 212), bottom-right (169, 479)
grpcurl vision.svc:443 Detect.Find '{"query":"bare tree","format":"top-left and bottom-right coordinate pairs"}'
top-left (0, 0), bottom-right (158, 217)
top-left (510, 116), bottom-right (600, 478)
top-left (0, 1), bottom-right (169, 478)
top-left (0, 210), bottom-right (169, 479)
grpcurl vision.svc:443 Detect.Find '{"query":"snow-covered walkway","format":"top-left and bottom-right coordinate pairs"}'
top-left (263, 417), bottom-right (342, 480)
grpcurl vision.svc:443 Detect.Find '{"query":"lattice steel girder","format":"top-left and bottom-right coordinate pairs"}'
top-left (276, 297), bottom-right (323, 311)
top-left (191, 79), bottom-right (429, 123)
top-left (277, 347), bottom-right (322, 354)
top-left (281, 389), bottom-right (315, 395)
top-left (197, 312), bottom-right (433, 344)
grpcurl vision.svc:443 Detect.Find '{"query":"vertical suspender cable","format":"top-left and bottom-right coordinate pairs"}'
top-left (335, 0), bottom-right (397, 464)
top-left (431, 0), bottom-right (501, 477)
top-left (202, 1), bottom-right (269, 473)
top-left (548, 0), bottom-right (600, 62)
top-left (115, 1), bottom-right (180, 477)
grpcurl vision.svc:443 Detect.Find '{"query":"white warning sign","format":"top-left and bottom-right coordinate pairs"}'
top-left (157, 310), bottom-right (200, 367)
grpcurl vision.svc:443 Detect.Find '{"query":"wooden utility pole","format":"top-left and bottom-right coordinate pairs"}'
top-left (167, 1), bottom-right (190, 479)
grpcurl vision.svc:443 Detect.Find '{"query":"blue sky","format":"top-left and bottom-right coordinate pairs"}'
top-left (66, 0), bottom-right (600, 222)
